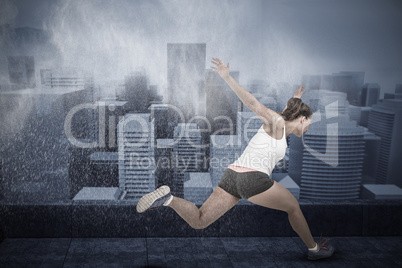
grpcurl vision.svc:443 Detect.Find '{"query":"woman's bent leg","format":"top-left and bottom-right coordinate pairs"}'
top-left (247, 180), bottom-right (316, 249)
top-left (167, 186), bottom-right (240, 229)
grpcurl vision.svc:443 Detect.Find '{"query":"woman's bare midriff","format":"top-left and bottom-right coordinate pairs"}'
top-left (228, 164), bottom-right (259, 173)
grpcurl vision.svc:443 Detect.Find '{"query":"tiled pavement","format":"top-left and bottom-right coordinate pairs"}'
top-left (0, 236), bottom-right (401, 267)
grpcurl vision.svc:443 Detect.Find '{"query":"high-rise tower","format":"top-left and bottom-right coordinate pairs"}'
top-left (368, 99), bottom-right (402, 187)
top-left (118, 113), bottom-right (155, 201)
top-left (167, 43), bottom-right (206, 121)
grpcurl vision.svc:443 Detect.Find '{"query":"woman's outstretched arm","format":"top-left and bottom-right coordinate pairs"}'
top-left (211, 57), bottom-right (281, 127)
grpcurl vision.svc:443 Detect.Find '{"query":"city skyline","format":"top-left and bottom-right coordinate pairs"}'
top-left (1, 0), bottom-right (402, 203)
top-left (1, 39), bottom-right (402, 202)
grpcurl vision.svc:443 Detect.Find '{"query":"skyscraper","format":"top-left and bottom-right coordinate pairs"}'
top-left (172, 123), bottom-right (202, 197)
top-left (317, 90), bottom-right (349, 115)
top-left (0, 86), bottom-right (87, 202)
top-left (368, 99), bottom-right (402, 187)
top-left (359, 83), bottom-right (380, 107)
top-left (288, 115), bottom-right (365, 200)
top-left (124, 70), bottom-right (151, 113)
top-left (117, 113), bottom-right (155, 201)
top-left (149, 103), bottom-right (171, 139)
top-left (93, 98), bottom-right (128, 152)
top-left (205, 69), bottom-right (239, 136)
top-left (361, 128), bottom-right (381, 185)
top-left (348, 105), bottom-right (372, 127)
top-left (155, 138), bottom-right (174, 190)
top-left (167, 43), bottom-right (206, 121)
top-left (332, 71), bottom-right (365, 106)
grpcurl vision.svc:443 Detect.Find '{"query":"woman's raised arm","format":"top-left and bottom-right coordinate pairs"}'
top-left (211, 57), bottom-right (282, 127)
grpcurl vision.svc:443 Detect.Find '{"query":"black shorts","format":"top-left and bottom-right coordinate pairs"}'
top-left (218, 168), bottom-right (275, 199)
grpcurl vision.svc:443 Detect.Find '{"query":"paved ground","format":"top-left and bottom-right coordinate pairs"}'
top-left (0, 236), bottom-right (401, 267)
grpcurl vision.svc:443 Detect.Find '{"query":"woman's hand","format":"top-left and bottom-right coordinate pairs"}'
top-left (211, 57), bottom-right (230, 79)
top-left (293, 85), bottom-right (306, 99)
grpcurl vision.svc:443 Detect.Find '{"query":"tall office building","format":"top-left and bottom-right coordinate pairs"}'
top-left (358, 83), bottom-right (380, 107)
top-left (288, 114), bottom-right (365, 200)
top-left (172, 123), bottom-right (202, 197)
top-left (205, 70), bottom-right (239, 135)
top-left (367, 99), bottom-right (402, 187)
top-left (0, 86), bottom-right (88, 202)
top-left (302, 72), bottom-right (364, 106)
top-left (303, 90), bottom-right (349, 124)
top-left (36, 70), bottom-right (97, 141)
top-left (167, 43), bottom-right (206, 121)
top-left (317, 90), bottom-right (349, 115)
top-left (124, 70), bottom-right (151, 113)
top-left (149, 103), bottom-right (189, 140)
top-left (93, 98), bottom-right (128, 152)
top-left (361, 128), bottom-right (381, 185)
top-left (149, 85), bottom-right (163, 103)
top-left (155, 139), bottom-right (174, 190)
top-left (348, 105), bottom-right (372, 127)
top-left (149, 103), bottom-right (172, 139)
top-left (332, 71), bottom-right (365, 106)
top-left (117, 113), bottom-right (155, 201)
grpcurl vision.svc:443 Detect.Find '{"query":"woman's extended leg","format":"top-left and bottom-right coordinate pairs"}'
top-left (167, 186), bottom-right (240, 229)
top-left (247, 180), bottom-right (316, 249)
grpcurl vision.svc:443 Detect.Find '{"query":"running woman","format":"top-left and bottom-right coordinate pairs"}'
top-left (136, 57), bottom-right (334, 260)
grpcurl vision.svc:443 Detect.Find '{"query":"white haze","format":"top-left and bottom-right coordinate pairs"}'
top-left (4, 0), bottom-right (402, 99)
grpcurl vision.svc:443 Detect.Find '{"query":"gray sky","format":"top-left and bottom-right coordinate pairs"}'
top-left (9, 0), bottom-right (402, 98)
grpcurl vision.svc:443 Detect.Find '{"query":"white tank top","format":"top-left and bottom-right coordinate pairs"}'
top-left (231, 124), bottom-right (287, 176)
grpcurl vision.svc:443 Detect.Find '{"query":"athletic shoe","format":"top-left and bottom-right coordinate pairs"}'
top-left (307, 234), bottom-right (335, 260)
top-left (136, 185), bottom-right (171, 213)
